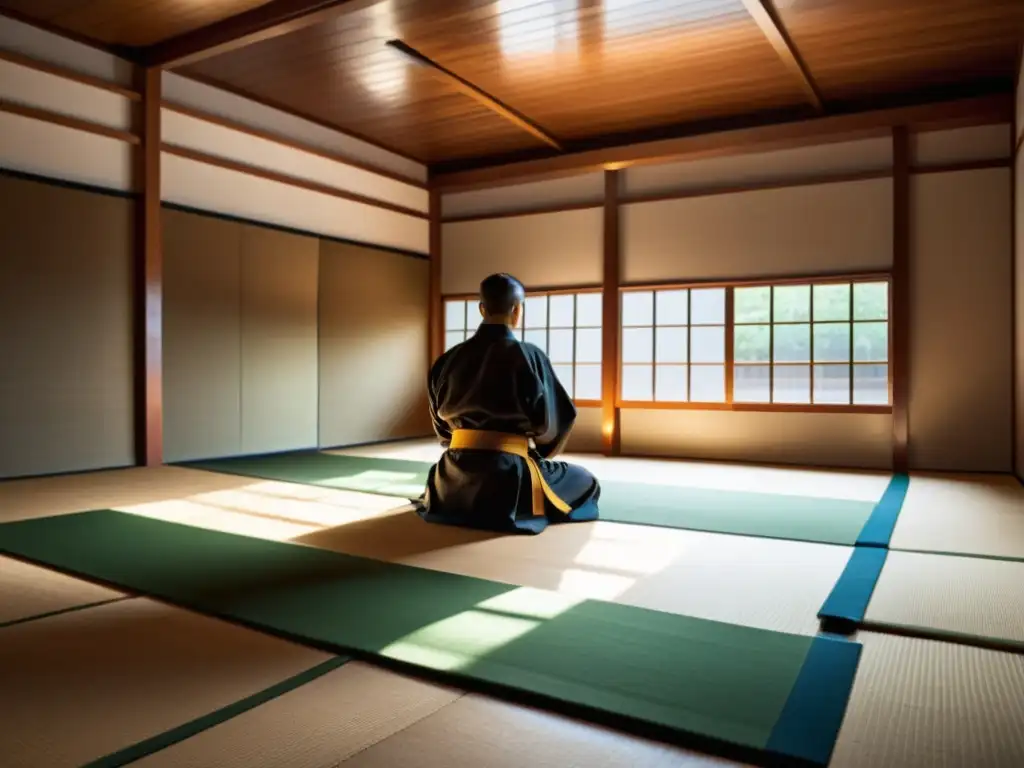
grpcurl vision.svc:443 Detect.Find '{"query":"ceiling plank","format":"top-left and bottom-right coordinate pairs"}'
top-left (430, 94), bottom-right (1012, 192)
top-left (385, 40), bottom-right (563, 152)
top-left (739, 0), bottom-right (824, 111)
top-left (143, 0), bottom-right (377, 69)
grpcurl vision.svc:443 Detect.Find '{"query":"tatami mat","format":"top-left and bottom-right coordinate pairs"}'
top-left (129, 661), bottom-right (462, 768)
top-left (0, 597), bottom-right (334, 768)
top-left (864, 551), bottom-right (1024, 649)
top-left (0, 464), bottom-right (405, 540)
top-left (341, 691), bottom-right (748, 768)
top-left (830, 632), bottom-right (1024, 768)
top-left (295, 510), bottom-right (851, 637)
top-left (890, 473), bottom-right (1024, 561)
top-left (332, 438), bottom-right (892, 502)
top-left (0, 554), bottom-right (125, 626)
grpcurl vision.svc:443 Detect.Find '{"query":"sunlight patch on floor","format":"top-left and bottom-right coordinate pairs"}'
top-left (115, 479), bottom-right (408, 542)
top-left (381, 587), bottom-right (584, 672)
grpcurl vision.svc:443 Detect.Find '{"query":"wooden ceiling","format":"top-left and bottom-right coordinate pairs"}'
top-left (3, 0), bottom-right (1022, 169)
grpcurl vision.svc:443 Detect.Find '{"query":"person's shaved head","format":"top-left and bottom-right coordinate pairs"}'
top-left (479, 273), bottom-right (526, 320)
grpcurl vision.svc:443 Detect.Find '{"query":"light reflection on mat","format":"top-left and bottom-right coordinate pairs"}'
top-left (382, 588), bottom-right (586, 672)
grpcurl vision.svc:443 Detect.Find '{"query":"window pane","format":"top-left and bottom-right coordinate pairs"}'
top-left (514, 326), bottom-right (525, 341)
top-left (773, 364), bottom-right (811, 404)
top-left (734, 286), bottom-right (770, 323)
top-left (576, 293), bottom-right (602, 327)
top-left (814, 364), bottom-right (850, 404)
top-left (444, 331), bottom-right (464, 351)
top-left (445, 300), bottom-right (466, 330)
top-left (773, 323), bottom-right (810, 362)
top-left (622, 364), bottom-right (653, 400)
top-left (575, 328), bottom-right (602, 363)
top-left (622, 327), bottom-right (654, 363)
top-left (655, 365), bottom-right (688, 401)
top-left (854, 282), bottom-right (888, 321)
top-left (524, 328), bottom-right (547, 352)
top-left (549, 329), bottom-right (574, 363)
top-left (691, 288), bottom-right (725, 324)
top-left (734, 324), bottom-right (770, 363)
top-left (524, 295), bottom-right (548, 328)
top-left (655, 289), bottom-right (688, 325)
top-left (548, 294), bottom-right (574, 327)
top-left (774, 284), bottom-right (811, 322)
top-left (690, 365), bottom-right (725, 402)
top-left (690, 326), bottom-right (725, 363)
top-left (813, 322), bottom-right (850, 362)
top-left (734, 365), bottom-right (770, 403)
top-left (853, 364), bottom-right (888, 404)
top-left (813, 283), bottom-right (850, 322)
top-left (575, 364), bottom-right (601, 400)
top-left (622, 291), bottom-right (654, 326)
top-left (854, 321), bottom-right (888, 362)
top-left (552, 364), bottom-right (574, 395)
top-left (655, 326), bottom-right (688, 363)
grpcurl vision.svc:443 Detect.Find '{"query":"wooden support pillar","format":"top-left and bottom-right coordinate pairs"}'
top-left (134, 67), bottom-right (163, 467)
top-left (891, 126), bottom-right (910, 473)
top-left (428, 187), bottom-right (443, 364)
top-left (601, 168), bottom-right (621, 455)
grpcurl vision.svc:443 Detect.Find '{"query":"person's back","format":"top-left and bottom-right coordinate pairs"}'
top-left (418, 274), bottom-right (601, 534)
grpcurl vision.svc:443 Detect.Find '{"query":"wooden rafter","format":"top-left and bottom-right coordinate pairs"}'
top-left (144, 0), bottom-right (376, 69)
top-left (386, 40), bottom-right (563, 152)
top-left (738, 0), bottom-right (824, 111)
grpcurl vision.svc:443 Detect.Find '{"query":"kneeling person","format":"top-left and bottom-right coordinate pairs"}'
top-left (418, 273), bottom-right (600, 533)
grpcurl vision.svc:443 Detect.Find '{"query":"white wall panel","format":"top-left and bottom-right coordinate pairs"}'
top-left (911, 124), bottom-right (1012, 166)
top-left (441, 209), bottom-right (603, 294)
top-left (0, 57), bottom-right (133, 131)
top-left (442, 173), bottom-right (605, 218)
top-left (162, 152), bottom-right (429, 255)
top-left (909, 168), bottom-right (1012, 472)
top-left (0, 111), bottom-right (133, 191)
top-left (0, 15), bottom-right (133, 86)
top-left (624, 137), bottom-right (893, 198)
top-left (621, 409), bottom-right (893, 470)
top-left (623, 177), bottom-right (893, 283)
top-left (161, 108), bottom-right (428, 214)
top-left (163, 73), bottom-right (425, 184)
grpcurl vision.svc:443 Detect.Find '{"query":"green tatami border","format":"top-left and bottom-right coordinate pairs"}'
top-left (0, 595), bottom-right (132, 630)
top-left (83, 655), bottom-right (352, 768)
top-left (0, 510), bottom-right (862, 768)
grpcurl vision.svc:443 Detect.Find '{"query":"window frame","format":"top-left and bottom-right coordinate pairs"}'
top-left (441, 286), bottom-right (604, 407)
top-left (617, 273), bottom-right (893, 414)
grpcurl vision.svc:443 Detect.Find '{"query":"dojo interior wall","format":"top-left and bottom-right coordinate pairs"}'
top-left (1016, 53), bottom-right (1024, 483)
top-left (0, 15), bottom-right (432, 478)
top-left (441, 125), bottom-right (1015, 471)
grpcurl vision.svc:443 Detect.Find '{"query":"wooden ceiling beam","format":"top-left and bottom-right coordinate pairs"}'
top-left (143, 0), bottom-right (376, 69)
top-left (385, 40), bottom-right (563, 152)
top-left (430, 93), bottom-right (1013, 192)
top-left (739, 0), bottom-right (824, 111)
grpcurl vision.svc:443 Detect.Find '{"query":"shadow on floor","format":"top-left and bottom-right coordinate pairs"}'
top-left (293, 507), bottom-right (507, 560)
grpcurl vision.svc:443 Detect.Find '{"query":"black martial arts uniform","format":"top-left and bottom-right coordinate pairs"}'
top-left (418, 322), bottom-right (601, 534)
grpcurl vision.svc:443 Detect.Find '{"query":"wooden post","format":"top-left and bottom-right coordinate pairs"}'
top-left (891, 126), bottom-right (910, 473)
top-left (134, 67), bottom-right (163, 467)
top-left (428, 187), bottom-right (443, 365)
top-left (601, 168), bottom-right (622, 455)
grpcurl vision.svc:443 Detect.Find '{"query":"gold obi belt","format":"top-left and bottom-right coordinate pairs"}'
top-left (449, 429), bottom-right (571, 518)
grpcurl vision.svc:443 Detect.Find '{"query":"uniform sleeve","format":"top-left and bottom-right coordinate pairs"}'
top-left (427, 355), bottom-right (452, 447)
top-left (521, 345), bottom-right (577, 459)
